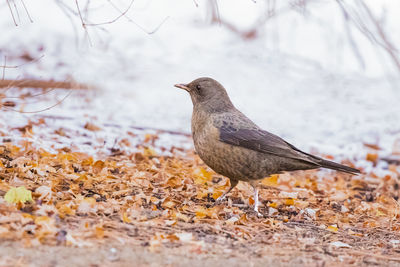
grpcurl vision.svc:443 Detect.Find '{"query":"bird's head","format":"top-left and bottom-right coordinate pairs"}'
top-left (174, 77), bottom-right (234, 112)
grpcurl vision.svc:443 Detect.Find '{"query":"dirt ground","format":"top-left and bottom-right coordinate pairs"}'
top-left (2, 218), bottom-right (400, 267)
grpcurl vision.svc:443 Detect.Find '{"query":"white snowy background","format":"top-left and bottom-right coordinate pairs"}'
top-left (1, 0), bottom-right (400, 171)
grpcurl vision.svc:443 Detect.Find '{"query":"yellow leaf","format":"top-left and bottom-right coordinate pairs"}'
top-left (268, 202), bottom-right (278, 208)
top-left (261, 175), bottom-right (279, 187)
top-left (284, 198), bottom-right (294, 206)
top-left (4, 186), bottom-right (33, 204)
top-left (327, 225), bottom-right (338, 233)
top-left (212, 191), bottom-right (223, 200)
top-left (193, 167), bottom-right (213, 185)
top-left (57, 204), bottom-right (75, 218)
top-left (143, 147), bottom-right (157, 157)
top-left (195, 206), bottom-right (219, 219)
top-left (35, 216), bottom-right (51, 224)
top-left (95, 226), bottom-right (105, 238)
top-left (195, 207), bottom-right (207, 219)
top-left (122, 212), bottom-right (132, 223)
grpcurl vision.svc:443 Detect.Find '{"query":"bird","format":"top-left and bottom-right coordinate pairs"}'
top-left (175, 77), bottom-right (360, 214)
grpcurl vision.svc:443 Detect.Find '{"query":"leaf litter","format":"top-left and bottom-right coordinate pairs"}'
top-left (1, 105), bottom-right (400, 265)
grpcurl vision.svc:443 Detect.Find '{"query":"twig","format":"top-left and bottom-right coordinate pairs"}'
top-left (20, 0), bottom-right (33, 22)
top-left (12, 0), bottom-right (21, 25)
top-left (335, 0), bottom-right (365, 70)
top-left (0, 55), bottom-right (45, 69)
top-left (4, 87), bottom-right (58, 99)
top-left (107, 0), bottom-right (169, 34)
top-left (84, 0), bottom-right (135, 26)
top-left (75, 0), bottom-right (93, 46)
top-left (0, 79), bottom-right (91, 90)
top-left (6, 0), bottom-right (17, 26)
top-left (358, 0), bottom-right (400, 73)
top-left (4, 90), bottom-right (73, 114)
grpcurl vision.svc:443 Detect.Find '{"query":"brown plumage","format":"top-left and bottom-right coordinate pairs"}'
top-left (175, 77), bottom-right (360, 214)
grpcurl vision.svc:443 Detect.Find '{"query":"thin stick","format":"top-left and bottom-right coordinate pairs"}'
top-left (12, 0), bottom-right (21, 24)
top-left (5, 90), bottom-right (73, 114)
top-left (0, 55), bottom-right (45, 69)
top-left (359, 0), bottom-right (400, 72)
top-left (335, 0), bottom-right (365, 70)
top-left (20, 0), bottom-right (33, 22)
top-left (75, 0), bottom-right (93, 46)
top-left (0, 79), bottom-right (90, 90)
top-left (6, 0), bottom-right (18, 26)
top-left (4, 87), bottom-right (58, 99)
top-left (84, 0), bottom-right (135, 26)
top-left (107, 0), bottom-right (169, 35)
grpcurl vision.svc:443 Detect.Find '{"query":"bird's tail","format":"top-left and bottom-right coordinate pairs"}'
top-left (317, 158), bottom-right (360, 175)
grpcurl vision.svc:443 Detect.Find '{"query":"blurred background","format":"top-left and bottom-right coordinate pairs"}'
top-left (1, 0), bottom-right (399, 161)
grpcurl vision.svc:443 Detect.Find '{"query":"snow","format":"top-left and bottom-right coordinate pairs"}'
top-left (330, 241), bottom-right (352, 248)
top-left (0, 0), bottom-right (400, 163)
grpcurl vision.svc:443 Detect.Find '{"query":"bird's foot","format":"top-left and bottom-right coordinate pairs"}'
top-left (253, 205), bottom-right (263, 217)
top-left (213, 194), bottom-right (227, 206)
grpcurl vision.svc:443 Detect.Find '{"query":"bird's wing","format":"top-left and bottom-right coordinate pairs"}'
top-left (218, 120), bottom-right (317, 165)
top-left (216, 113), bottom-right (360, 174)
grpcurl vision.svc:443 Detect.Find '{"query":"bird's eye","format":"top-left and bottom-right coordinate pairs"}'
top-left (196, 85), bottom-right (201, 92)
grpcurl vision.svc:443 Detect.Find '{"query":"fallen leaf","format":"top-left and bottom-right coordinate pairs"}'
top-left (4, 186), bottom-right (33, 204)
top-left (261, 174), bottom-right (278, 186)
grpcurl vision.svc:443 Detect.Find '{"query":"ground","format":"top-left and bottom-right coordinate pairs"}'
top-left (1, 117), bottom-right (400, 266)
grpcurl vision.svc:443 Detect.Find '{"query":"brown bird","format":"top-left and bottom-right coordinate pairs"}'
top-left (175, 77), bottom-right (360, 214)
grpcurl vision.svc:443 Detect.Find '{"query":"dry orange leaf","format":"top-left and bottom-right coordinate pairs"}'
top-left (366, 153), bottom-right (378, 163)
top-left (92, 160), bottom-right (105, 174)
top-left (84, 122), bottom-right (101, 131)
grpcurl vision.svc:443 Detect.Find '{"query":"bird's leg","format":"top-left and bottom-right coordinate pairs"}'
top-left (216, 179), bottom-right (238, 203)
top-left (249, 180), bottom-right (262, 217)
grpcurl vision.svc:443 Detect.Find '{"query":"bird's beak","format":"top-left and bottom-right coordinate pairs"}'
top-left (174, 83), bottom-right (190, 92)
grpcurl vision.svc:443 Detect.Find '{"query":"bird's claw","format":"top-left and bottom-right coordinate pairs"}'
top-left (213, 194), bottom-right (226, 206)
